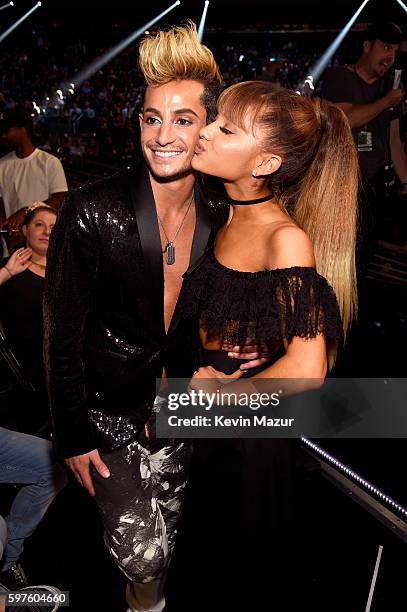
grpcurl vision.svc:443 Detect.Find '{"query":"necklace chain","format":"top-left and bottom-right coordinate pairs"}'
top-left (30, 258), bottom-right (46, 269)
top-left (157, 191), bottom-right (194, 265)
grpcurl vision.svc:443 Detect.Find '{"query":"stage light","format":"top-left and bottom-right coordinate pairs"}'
top-left (0, 1), bottom-right (42, 43)
top-left (302, 438), bottom-right (407, 517)
top-left (71, 0), bottom-right (181, 89)
top-left (394, 0), bottom-right (407, 12)
top-left (306, 0), bottom-right (371, 85)
top-left (198, 0), bottom-right (210, 42)
top-left (0, 1), bottom-right (14, 11)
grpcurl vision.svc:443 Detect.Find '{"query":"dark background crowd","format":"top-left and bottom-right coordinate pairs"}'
top-left (1, 14), bottom-right (405, 180)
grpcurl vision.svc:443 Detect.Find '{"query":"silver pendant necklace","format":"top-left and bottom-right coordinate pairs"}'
top-left (157, 190), bottom-right (194, 265)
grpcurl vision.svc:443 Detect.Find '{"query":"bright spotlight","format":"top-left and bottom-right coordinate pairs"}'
top-left (0, 1), bottom-right (42, 42)
top-left (307, 0), bottom-right (371, 85)
top-left (0, 1), bottom-right (14, 11)
top-left (71, 0), bottom-right (181, 89)
top-left (394, 0), bottom-right (407, 11)
top-left (198, 0), bottom-right (210, 42)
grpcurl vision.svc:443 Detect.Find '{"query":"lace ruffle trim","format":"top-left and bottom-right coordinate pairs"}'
top-left (179, 251), bottom-right (343, 346)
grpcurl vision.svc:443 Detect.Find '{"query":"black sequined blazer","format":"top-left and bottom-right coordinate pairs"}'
top-left (43, 162), bottom-right (226, 457)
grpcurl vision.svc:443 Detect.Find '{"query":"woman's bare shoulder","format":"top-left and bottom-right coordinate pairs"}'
top-left (266, 222), bottom-right (316, 269)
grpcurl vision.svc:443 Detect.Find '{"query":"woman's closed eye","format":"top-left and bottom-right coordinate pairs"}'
top-left (220, 126), bottom-right (233, 135)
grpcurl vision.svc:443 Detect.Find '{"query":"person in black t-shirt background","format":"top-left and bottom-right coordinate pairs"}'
top-left (321, 22), bottom-right (407, 264)
top-left (0, 203), bottom-right (56, 435)
top-left (0, 203), bottom-right (67, 595)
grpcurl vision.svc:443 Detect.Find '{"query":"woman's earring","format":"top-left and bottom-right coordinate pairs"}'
top-left (252, 170), bottom-right (257, 177)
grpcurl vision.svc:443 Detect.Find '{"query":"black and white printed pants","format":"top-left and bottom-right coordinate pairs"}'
top-left (92, 415), bottom-right (192, 585)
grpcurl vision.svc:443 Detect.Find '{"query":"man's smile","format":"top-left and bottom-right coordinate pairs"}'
top-left (151, 150), bottom-right (184, 158)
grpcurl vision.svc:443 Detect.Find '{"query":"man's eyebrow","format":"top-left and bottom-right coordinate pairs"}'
top-left (174, 108), bottom-right (200, 118)
top-left (143, 107), bottom-right (162, 116)
top-left (142, 107), bottom-right (199, 118)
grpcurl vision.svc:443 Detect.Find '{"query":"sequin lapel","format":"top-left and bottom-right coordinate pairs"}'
top-left (129, 163), bottom-right (166, 341)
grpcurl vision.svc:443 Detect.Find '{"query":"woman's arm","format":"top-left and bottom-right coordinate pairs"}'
top-left (252, 223), bottom-right (326, 383)
top-left (0, 248), bottom-right (32, 286)
top-left (0, 266), bottom-right (12, 286)
top-left (190, 334), bottom-right (327, 402)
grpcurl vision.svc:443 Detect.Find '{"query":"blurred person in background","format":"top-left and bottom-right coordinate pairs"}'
top-left (0, 109), bottom-right (67, 255)
top-left (0, 203), bottom-right (57, 435)
top-left (321, 22), bottom-right (407, 265)
top-left (0, 427), bottom-right (66, 591)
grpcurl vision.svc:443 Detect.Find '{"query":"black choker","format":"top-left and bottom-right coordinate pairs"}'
top-left (227, 194), bottom-right (274, 205)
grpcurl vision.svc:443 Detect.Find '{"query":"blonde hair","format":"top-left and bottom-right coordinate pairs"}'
top-left (139, 21), bottom-right (223, 120)
top-left (218, 82), bottom-right (358, 352)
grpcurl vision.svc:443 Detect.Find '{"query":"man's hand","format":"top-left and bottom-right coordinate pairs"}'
top-left (64, 449), bottom-right (110, 496)
top-left (223, 343), bottom-right (271, 371)
top-left (188, 365), bottom-right (243, 395)
top-left (3, 208), bottom-right (28, 234)
top-left (384, 87), bottom-right (404, 109)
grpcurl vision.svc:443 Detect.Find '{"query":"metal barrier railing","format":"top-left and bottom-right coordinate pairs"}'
top-left (301, 437), bottom-right (407, 538)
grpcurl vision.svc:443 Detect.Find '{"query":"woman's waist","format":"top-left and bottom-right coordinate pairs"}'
top-left (200, 348), bottom-right (274, 377)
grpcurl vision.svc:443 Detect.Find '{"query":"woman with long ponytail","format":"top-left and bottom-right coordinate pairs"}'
top-left (173, 82), bottom-right (359, 609)
top-left (295, 96), bottom-right (358, 342)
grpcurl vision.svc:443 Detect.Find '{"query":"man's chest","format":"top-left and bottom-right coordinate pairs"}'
top-left (159, 212), bottom-right (196, 331)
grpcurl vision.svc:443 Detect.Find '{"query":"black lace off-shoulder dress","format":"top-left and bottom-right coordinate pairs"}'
top-left (167, 249), bottom-right (343, 610)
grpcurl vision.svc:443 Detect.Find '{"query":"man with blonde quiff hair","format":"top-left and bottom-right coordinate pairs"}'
top-left (138, 20), bottom-right (223, 184)
top-left (139, 20), bottom-right (223, 125)
top-left (44, 22), bottom-right (255, 612)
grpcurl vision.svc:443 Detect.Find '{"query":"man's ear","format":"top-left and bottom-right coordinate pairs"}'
top-left (253, 154), bottom-right (282, 177)
top-left (363, 40), bottom-right (373, 55)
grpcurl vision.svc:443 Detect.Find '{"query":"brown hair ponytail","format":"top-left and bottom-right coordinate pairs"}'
top-left (295, 98), bottom-right (359, 338)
